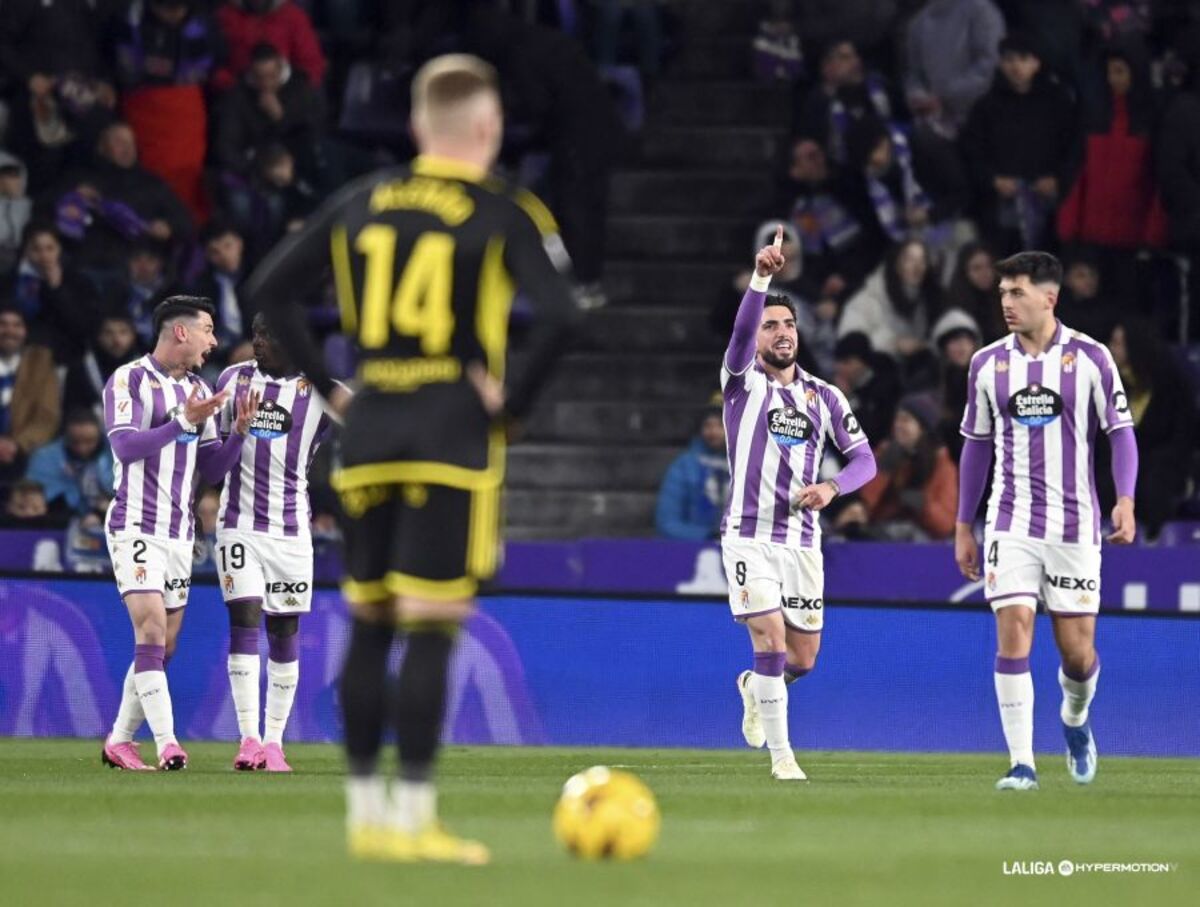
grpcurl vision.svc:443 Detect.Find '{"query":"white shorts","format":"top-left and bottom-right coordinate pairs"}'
top-left (983, 534), bottom-right (1102, 616)
top-left (721, 538), bottom-right (825, 633)
top-left (108, 533), bottom-right (195, 610)
top-left (216, 530), bottom-right (314, 615)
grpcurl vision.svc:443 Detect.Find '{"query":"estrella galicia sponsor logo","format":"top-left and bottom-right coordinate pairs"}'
top-left (768, 406), bottom-right (814, 447)
top-left (266, 580), bottom-right (309, 594)
top-left (1046, 576), bottom-right (1097, 591)
top-left (249, 400), bottom-right (294, 440)
top-left (1007, 384), bottom-right (1063, 427)
top-left (780, 596), bottom-right (823, 611)
top-left (166, 405), bottom-right (200, 443)
top-left (842, 412), bottom-right (862, 435)
top-left (1112, 390), bottom-right (1129, 414)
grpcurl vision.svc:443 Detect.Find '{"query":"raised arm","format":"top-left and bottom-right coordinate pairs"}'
top-left (726, 225), bottom-right (786, 374)
top-left (106, 382), bottom-right (226, 465)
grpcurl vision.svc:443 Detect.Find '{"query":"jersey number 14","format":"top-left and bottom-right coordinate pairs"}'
top-left (342, 225), bottom-right (456, 355)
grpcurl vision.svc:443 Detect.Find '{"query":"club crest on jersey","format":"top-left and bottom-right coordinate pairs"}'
top-left (1062, 352), bottom-right (1076, 373)
top-left (134, 566), bottom-right (147, 584)
top-left (1007, 384), bottom-right (1063, 427)
top-left (996, 360), bottom-right (1009, 373)
top-left (804, 389), bottom-right (818, 408)
top-left (767, 406), bottom-right (814, 447)
top-left (223, 573), bottom-right (235, 594)
top-left (296, 378), bottom-right (311, 397)
top-left (166, 405), bottom-right (200, 442)
top-left (237, 373), bottom-right (251, 386)
top-left (249, 400), bottom-right (294, 440)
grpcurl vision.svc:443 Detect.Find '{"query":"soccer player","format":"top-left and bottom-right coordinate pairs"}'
top-left (245, 55), bottom-right (579, 862)
top-left (215, 313), bottom-right (345, 773)
top-left (725, 227), bottom-right (877, 780)
top-left (101, 296), bottom-right (258, 771)
top-left (955, 251), bottom-right (1138, 790)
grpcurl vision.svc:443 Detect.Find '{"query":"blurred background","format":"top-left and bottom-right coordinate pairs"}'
top-left (0, 0), bottom-right (1198, 567)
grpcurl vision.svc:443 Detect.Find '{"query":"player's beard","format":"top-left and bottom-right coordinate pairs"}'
top-left (760, 346), bottom-right (797, 370)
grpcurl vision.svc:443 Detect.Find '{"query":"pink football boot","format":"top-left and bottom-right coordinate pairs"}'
top-left (262, 743), bottom-right (292, 773)
top-left (101, 736), bottom-right (154, 771)
top-left (158, 741), bottom-right (189, 771)
top-left (233, 738), bottom-right (266, 771)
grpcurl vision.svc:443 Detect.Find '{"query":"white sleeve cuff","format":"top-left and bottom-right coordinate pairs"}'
top-left (749, 273), bottom-right (772, 292)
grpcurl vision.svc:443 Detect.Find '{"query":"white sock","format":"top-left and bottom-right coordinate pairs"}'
top-left (391, 780), bottom-right (437, 833)
top-left (995, 670), bottom-right (1035, 768)
top-left (109, 663), bottom-right (144, 744)
top-left (1059, 662), bottom-right (1100, 728)
top-left (227, 654), bottom-right (261, 741)
top-left (263, 659), bottom-right (299, 745)
top-left (346, 776), bottom-right (388, 829)
top-left (133, 670), bottom-right (176, 753)
top-left (751, 672), bottom-right (791, 760)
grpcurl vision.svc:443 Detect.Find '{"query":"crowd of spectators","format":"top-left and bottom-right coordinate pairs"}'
top-left (0, 0), bottom-right (638, 541)
top-left (666, 0), bottom-right (1200, 543)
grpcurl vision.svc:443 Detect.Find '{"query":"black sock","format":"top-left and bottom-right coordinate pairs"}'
top-left (340, 618), bottom-right (395, 777)
top-left (395, 629), bottom-right (454, 782)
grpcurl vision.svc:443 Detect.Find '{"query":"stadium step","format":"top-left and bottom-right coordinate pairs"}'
top-left (539, 353), bottom-right (720, 401)
top-left (523, 399), bottom-right (715, 445)
top-left (607, 214), bottom-right (761, 260)
top-left (609, 170), bottom-right (775, 217)
top-left (637, 125), bottom-right (785, 168)
top-left (669, 36), bottom-right (755, 79)
top-left (508, 444), bottom-right (678, 491)
top-left (504, 489), bottom-right (658, 534)
top-left (582, 306), bottom-right (723, 353)
top-left (604, 259), bottom-right (742, 307)
top-left (648, 80), bottom-right (790, 127)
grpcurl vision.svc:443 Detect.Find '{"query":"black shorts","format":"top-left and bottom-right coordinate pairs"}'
top-left (339, 480), bottom-right (500, 604)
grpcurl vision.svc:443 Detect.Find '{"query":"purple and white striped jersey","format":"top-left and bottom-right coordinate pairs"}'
top-left (721, 361), bottom-right (868, 548)
top-left (214, 362), bottom-right (336, 539)
top-left (104, 355), bottom-right (219, 540)
top-left (960, 321), bottom-right (1133, 546)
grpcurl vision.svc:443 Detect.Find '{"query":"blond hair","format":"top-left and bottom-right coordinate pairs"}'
top-left (411, 54), bottom-right (500, 136)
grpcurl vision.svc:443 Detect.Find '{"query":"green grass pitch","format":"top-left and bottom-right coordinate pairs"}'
top-left (1, 740), bottom-right (1196, 907)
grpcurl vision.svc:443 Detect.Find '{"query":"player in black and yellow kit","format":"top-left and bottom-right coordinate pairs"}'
top-left (246, 54), bottom-right (579, 864)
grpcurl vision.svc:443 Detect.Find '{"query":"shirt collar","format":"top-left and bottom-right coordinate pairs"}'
top-left (1007, 320), bottom-right (1065, 355)
top-left (412, 154), bottom-right (487, 184)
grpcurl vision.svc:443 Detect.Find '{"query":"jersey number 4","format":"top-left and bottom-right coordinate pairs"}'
top-left (354, 226), bottom-right (455, 354)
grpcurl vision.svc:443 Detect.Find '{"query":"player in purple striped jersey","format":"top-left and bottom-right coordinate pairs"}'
top-left (214, 313), bottom-right (345, 773)
top-left (101, 297), bottom-right (259, 772)
top-left (954, 252), bottom-right (1139, 791)
top-left (724, 226), bottom-right (877, 780)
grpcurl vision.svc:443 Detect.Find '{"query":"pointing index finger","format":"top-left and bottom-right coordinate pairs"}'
top-left (773, 224), bottom-right (784, 249)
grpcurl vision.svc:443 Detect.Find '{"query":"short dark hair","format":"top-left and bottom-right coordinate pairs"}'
top-left (251, 42), bottom-right (282, 64)
top-left (994, 251), bottom-right (1062, 286)
top-left (153, 295), bottom-right (216, 338)
top-left (763, 293), bottom-right (797, 321)
top-left (64, 407), bottom-right (100, 430)
top-left (200, 218), bottom-right (241, 245)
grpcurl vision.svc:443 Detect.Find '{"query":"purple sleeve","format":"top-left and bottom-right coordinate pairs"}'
top-left (196, 431), bottom-right (247, 485)
top-left (955, 437), bottom-right (992, 523)
top-left (1109, 425), bottom-right (1139, 500)
top-left (109, 420), bottom-right (184, 464)
top-left (833, 443), bottom-right (876, 495)
top-left (724, 287), bottom-right (766, 373)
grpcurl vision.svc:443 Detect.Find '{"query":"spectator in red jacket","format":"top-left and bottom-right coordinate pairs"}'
top-left (212, 0), bottom-right (325, 91)
top-left (1057, 41), bottom-right (1166, 254)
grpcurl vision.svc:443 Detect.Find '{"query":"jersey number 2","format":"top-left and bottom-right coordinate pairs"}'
top-left (356, 226), bottom-right (455, 354)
